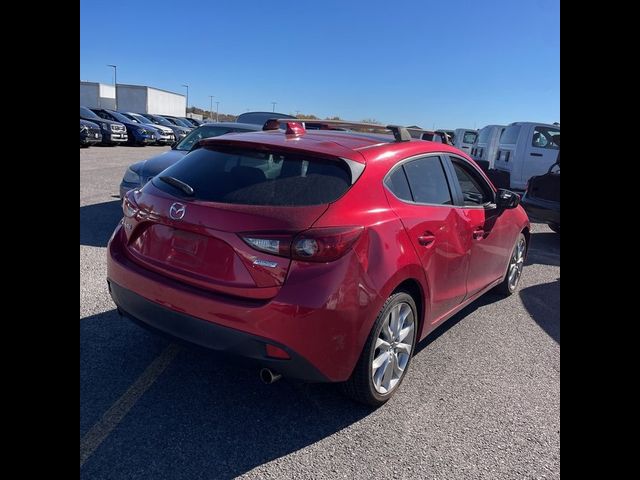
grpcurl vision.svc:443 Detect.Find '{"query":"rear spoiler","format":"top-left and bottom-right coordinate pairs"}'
top-left (262, 118), bottom-right (446, 143)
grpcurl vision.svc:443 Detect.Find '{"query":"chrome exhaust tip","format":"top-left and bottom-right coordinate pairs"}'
top-left (259, 368), bottom-right (282, 384)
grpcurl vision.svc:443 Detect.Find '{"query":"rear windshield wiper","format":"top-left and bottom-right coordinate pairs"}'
top-left (159, 176), bottom-right (194, 196)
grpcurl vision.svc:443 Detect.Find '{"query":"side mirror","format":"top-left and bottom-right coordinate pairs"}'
top-left (170, 141), bottom-right (178, 150)
top-left (496, 188), bottom-right (520, 209)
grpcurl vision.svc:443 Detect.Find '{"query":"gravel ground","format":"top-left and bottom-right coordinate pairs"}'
top-left (80, 145), bottom-right (560, 480)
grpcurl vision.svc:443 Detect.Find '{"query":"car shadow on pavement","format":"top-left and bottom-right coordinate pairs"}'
top-left (81, 310), bottom-right (375, 480)
top-left (519, 278), bottom-right (560, 343)
top-left (413, 290), bottom-right (504, 356)
top-left (526, 231), bottom-right (560, 267)
top-left (80, 200), bottom-right (122, 248)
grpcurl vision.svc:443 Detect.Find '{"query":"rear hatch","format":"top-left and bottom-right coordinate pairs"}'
top-left (121, 144), bottom-right (358, 299)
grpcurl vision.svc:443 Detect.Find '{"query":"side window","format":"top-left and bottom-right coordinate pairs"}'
top-left (532, 126), bottom-right (560, 150)
top-left (384, 167), bottom-right (412, 201)
top-left (451, 160), bottom-right (493, 206)
top-left (403, 156), bottom-right (452, 205)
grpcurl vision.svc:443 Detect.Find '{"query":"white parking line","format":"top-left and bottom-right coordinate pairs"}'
top-left (80, 343), bottom-right (181, 467)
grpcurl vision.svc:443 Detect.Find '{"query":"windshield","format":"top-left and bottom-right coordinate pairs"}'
top-left (129, 113), bottom-right (150, 124)
top-left (175, 125), bottom-right (236, 151)
top-left (168, 117), bottom-right (192, 128)
top-left (106, 110), bottom-right (130, 123)
top-left (145, 114), bottom-right (173, 127)
top-left (80, 106), bottom-right (100, 120)
top-left (121, 113), bottom-right (141, 123)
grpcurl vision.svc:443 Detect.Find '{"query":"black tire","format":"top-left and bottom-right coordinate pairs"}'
top-left (494, 232), bottom-right (527, 296)
top-left (548, 222), bottom-right (560, 233)
top-left (341, 291), bottom-right (418, 407)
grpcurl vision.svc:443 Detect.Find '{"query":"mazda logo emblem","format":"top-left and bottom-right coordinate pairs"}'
top-left (169, 202), bottom-right (186, 220)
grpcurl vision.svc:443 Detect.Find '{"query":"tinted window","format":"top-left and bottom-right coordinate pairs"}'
top-left (500, 125), bottom-right (521, 144)
top-left (451, 161), bottom-right (492, 206)
top-left (403, 157), bottom-right (452, 205)
top-left (532, 126), bottom-right (560, 150)
top-left (385, 167), bottom-right (412, 201)
top-left (152, 147), bottom-right (352, 206)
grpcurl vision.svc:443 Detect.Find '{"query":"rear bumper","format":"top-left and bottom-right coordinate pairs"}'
top-left (106, 225), bottom-right (382, 382)
top-left (108, 280), bottom-right (329, 382)
top-left (521, 195), bottom-right (560, 225)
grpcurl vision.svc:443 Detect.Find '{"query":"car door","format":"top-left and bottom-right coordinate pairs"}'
top-left (383, 155), bottom-right (470, 323)
top-left (517, 125), bottom-right (560, 190)
top-left (445, 155), bottom-right (517, 298)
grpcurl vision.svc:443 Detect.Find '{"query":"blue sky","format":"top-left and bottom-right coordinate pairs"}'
top-left (80, 0), bottom-right (559, 129)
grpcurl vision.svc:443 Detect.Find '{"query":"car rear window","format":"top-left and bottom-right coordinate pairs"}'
top-left (152, 146), bottom-right (353, 206)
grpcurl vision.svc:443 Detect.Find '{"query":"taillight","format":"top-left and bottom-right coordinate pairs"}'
top-left (240, 226), bottom-right (364, 263)
top-left (122, 191), bottom-right (139, 218)
top-left (242, 234), bottom-right (292, 257)
top-left (291, 226), bottom-right (364, 262)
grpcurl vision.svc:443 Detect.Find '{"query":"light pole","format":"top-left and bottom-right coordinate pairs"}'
top-left (209, 95), bottom-right (214, 121)
top-left (215, 101), bottom-right (220, 122)
top-left (107, 64), bottom-right (117, 110)
top-left (182, 84), bottom-right (189, 115)
top-left (271, 102), bottom-right (277, 112)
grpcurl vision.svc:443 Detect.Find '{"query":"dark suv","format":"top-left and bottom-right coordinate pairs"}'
top-left (90, 109), bottom-right (159, 146)
top-left (80, 119), bottom-right (102, 147)
top-left (80, 106), bottom-right (128, 145)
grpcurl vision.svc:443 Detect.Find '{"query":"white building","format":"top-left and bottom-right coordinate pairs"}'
top-left (80, 82), bottom-right (186, 116)
top-left (80, 82), bottom-right (116, 110)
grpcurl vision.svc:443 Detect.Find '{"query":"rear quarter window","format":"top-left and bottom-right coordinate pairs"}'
top-left (152, 146), bottom-right (353, 206)
top-left (500, 125), bottom-right (521, 144)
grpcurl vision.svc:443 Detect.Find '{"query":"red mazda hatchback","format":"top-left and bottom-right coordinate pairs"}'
top-left (107, 122), bottom-right (529, 406)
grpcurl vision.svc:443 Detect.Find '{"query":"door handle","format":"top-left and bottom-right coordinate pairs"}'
top-left (418, 233), bottom-right (436, 247)
top-left (530, 152), bottom-right (543, 157)
top-left (472, 228), bottom-right (485, 240)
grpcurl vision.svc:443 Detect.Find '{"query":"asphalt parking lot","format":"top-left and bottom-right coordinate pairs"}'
top-left (80, 145), bottom-right (560, 479)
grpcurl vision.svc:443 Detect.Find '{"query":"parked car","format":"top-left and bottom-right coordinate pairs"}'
top-left (90, 108), bottom-right (158, 146)
top-left (236, 111), bottom-right (297, 125)
top-left (80, 119), bottom-right (102, 147)
top-left (161, 115), bottom-right (194, 130)
top-left (420, 130), bottom-right (452, 145)
top-left (182, 117), bottom-right (203, 127)
top-left (118, 122), bottom-right (261, 198)
top-left (453, 128), bottom-right (478, 154)
top-left (119, 112), bottom-right (175, 145)
top-left (492, 122), bottom-right (560, 191)
top-left (522, 138), bottom-right (559, 233)
top-left (139, 113), bottom-right (191, 141)
top-left (470, 125), bottom-right (505, 172)
top-left (80, 106), bottom-right (128, 145)
top-left (108, 122), bottom-right (530, 406)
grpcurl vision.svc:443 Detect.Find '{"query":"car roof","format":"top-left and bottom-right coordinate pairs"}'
top-left (199, 129), bottom-right (467, 164)
top-left (508, 122), bottom-right (560, 128)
